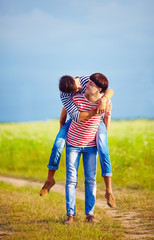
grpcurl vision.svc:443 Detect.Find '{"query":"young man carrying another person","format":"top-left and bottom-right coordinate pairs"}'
top-left (40, 73), bottom-right (115, 208)
top-left (64, 73), bottom-right (111, 224)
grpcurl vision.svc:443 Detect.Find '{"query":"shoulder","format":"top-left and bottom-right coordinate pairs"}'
top-left (73, 94), bottom-right (84, 101)
top-left (60, 91), bottom-right (73, 99)
top-left (80, 75), bottom-right (90, 84)
top-left (79, 75), bottom-right (90, 93)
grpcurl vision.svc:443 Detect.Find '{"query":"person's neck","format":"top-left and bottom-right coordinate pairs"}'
top-left (85, 92), bottom-right (102, 102)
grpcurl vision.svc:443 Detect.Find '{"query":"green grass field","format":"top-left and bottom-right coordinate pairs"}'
top-left (0, 182), bottom-right (124, 240)
top-left (0, 119), bottom-right (153, 190)
top-left (0, 119), bottom-right (154, 239)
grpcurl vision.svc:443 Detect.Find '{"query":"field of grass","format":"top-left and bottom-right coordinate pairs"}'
top-left (0, 119), bottom-right (153, 191)
top-left (0, 119), bottom-right (154, 239)
top-left (0, 181), bottom-right (124, 240)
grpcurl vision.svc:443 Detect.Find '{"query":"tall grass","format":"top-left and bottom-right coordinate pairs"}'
top-left (0, 119), bottom-right (153, 191)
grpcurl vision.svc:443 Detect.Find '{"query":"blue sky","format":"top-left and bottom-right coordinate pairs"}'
top-left (0, 0), bottom-right (154, 121)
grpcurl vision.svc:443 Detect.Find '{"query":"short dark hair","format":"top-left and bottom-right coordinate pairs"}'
top-left (90, 73), bottom-right (108, 93)
top-left (59, 75), bottom-right (77, 93)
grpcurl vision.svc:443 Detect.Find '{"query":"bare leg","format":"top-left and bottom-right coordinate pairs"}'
top-left (47, 169), bottom-right (56, 181)
top-left (40, 169), bottom-right (56, 196)
top-left (103, 176), bottom-right (112, 194)
top-left (103, 176), bottom-right (116, 208)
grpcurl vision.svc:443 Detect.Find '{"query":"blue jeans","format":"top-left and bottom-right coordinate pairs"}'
top-left (47, 120), bottom-right (112, 176)
top-left (96, 122), bottom-right (112, 176)
top-left (66, 143), bottom-right (97, 216)
top-left (47, 119), bottom-right (72, 170)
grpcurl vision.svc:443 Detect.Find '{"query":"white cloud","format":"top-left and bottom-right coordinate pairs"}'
top-left (0, 0), bottom-right (153, 49)
top-left (0, 1), bottom-right (153, 69)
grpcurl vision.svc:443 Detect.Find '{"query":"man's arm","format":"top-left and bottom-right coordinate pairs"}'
top-left (60, 75), bottom-right (100, 122)
top-left (60, 79), bottom-right (114, 122)
top-left (97, 89), bottom-right (114, 114)
top-left (60, 93), bottom-right (98, 122)
top-left (78, 109), bottom-right (98, 121)
top-left (103, 101), bottom-right (112, 134)
top-left (60, 92), bottom-right (112, 122)
top-left (59, 107), bottom-right (67, 129)
top-left (104, 113), bottom-right (111, 134)
top-left (79, 98), bottom-right (112, 121)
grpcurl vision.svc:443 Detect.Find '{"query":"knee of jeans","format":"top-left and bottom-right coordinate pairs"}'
top-left (99, 150), bottom-right (110, 158)
top-left (54, 138), bottom-right (65, 150)
top-left (97, 133), bottom-right (108, 145)
top-left (66, 177), bottom-right (77, 185)
top-left (85, 176), bottom-right (96, 185)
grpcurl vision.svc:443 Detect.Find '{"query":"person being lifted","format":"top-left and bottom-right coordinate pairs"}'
top-left (40, 73), bottom-right (116, 208)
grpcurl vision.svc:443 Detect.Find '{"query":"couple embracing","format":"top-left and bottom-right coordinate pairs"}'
top-left (40, 73), bottom-right (116, 224)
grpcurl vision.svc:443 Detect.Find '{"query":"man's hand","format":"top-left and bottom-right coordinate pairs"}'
top-left (105, 101), bottom-right (112, 113)
top-left (96, 97), bottom-right (108, 114)
top-left (97, 88), bottom-right (114, 114)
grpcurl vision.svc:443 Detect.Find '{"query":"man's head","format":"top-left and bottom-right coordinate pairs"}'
top-left (90, 73), bottom-right (108, 93)
top-left (59, 75), bottom-right (82, 93)
top-left (85, 73), bottom-right (108, 95)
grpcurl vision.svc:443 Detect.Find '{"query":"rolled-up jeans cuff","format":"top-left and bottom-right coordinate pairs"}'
top-left (102, 173), bottom-right (112, 177)
top-left (47, 164), bottom-right (58, 171)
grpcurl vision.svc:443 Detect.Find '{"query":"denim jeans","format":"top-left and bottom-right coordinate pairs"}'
top-left (47, 120), bottom-right (112, 176)
top-left (47, 119), bottom-right (72, 170)
top-left (66, 143), bottom-right (97, 216)
top-left (96, 122), bottom-right (112, 176)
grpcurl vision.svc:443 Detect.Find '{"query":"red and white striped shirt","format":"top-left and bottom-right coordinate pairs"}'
top-left (67, 94), bottom-right (102, 147)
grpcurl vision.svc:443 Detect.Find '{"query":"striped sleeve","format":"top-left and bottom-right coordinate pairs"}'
top-left (60, 75), bottom-right (90, 122)
top-left (60, 92), bottom-right (79, 122)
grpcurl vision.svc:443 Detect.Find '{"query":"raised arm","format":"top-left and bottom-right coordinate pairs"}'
top-left (60, 93), bottom-right (97, 122)
top-left (97, 89), bottom-right (114, 114)
top-left (60, 92), bottom-right (113, 122)
top-left (78, 109), bottom-right (97, 121)
top-left (59, 107), bottom-right (67, 129)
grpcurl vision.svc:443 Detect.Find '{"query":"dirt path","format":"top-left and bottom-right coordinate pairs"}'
top-left (0, 176), bottom-right (153, 240)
